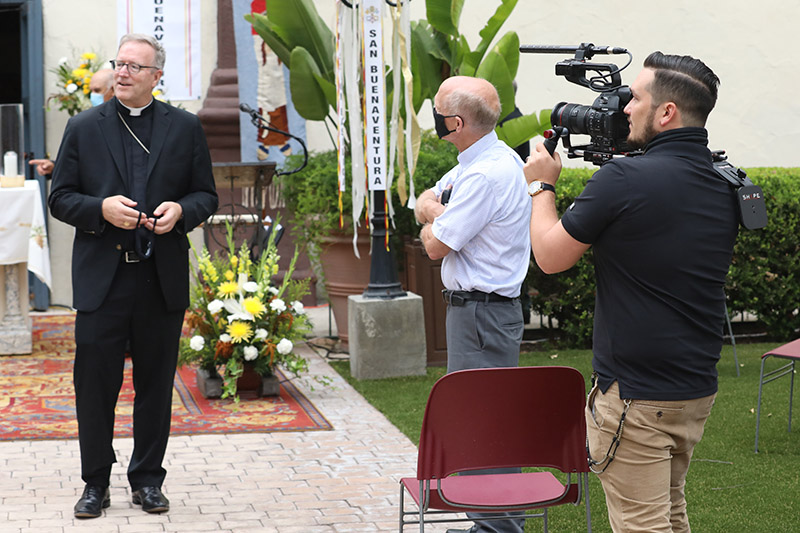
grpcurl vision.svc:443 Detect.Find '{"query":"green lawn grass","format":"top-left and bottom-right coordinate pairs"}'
top-left (330, 342), bottom-right (800, 532)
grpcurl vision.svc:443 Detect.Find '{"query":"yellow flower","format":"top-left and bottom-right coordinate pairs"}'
top-left (227, 321), bottom-right (252, 343)
top-left (230, 255), bottom-right (238, 267)
top-left (218, 281), bottom-right (239, 297)
top-left (152, 89), bottom-right (163, 97)
top-left (199, 258), bottom-right (218, 282)
top-left (224, 270), bottom-right (235, 281)
top-left (243, 297), bottom-right (266, 318)
top-left (81, 52), bottom-right (96, 61)
top-left (72, 68), bottom-right (88, 79)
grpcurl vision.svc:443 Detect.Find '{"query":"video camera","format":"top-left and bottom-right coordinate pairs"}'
top-left (519, 43), bottom-right (767, 230)
top-left (520, 43), bottom-right (636, 165)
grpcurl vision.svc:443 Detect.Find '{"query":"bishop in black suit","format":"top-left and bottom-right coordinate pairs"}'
top-left (49, 34), bottom-right (218, 519)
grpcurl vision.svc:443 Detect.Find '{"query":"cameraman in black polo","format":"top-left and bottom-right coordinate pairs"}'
top-left (524, 52), bottom-right (738, 533)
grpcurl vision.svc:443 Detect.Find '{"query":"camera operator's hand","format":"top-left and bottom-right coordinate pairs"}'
top-left (524, 141), bottom-right (562, 186)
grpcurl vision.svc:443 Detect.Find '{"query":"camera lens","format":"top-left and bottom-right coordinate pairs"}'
top-left (550, 87), bottom-right (633, 156)
top-left (551, 102), bottom-right (594, 136)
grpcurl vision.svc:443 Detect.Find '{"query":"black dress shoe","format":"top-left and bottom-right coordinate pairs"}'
top-left (132, 486), bottom-right (170, 513)
top-left (74, 485), bottom-right (110, 518)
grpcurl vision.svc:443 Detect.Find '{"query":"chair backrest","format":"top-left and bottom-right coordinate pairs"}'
top-left (416, 366), bottom-right (588, 480)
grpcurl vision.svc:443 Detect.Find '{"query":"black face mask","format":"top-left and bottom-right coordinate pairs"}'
top-left (433, 107), bottom-right (460, 139)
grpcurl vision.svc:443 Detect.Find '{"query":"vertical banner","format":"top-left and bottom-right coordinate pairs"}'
top-left (117, 0), bottom-right (202, 100)
top-left (335, 0), bottom-right (347, 227)
top-left (362, 0), bottom-right (386, 192)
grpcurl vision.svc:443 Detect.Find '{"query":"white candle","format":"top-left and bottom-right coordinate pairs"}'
top-left (3, 151), bottom-right (18, 177)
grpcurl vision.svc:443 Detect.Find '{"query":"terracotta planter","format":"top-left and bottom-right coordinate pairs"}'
top-left (318, 227), bottom-right (372, 344)
top-left (404, 238), bottom-right (448, 366)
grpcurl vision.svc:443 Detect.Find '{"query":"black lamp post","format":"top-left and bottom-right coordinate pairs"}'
top-left (362, 189), bottom-right (407, 299)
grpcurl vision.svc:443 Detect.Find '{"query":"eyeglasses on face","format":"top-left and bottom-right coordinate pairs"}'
top-left (110, 60), bottom-right (159, 74)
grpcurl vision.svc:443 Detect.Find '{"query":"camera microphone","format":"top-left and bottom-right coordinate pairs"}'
top-left (520, 44), bottom-right (628, 55)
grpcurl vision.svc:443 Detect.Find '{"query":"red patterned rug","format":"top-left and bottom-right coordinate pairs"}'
top-left (0, 314), bottom-right (332, 441)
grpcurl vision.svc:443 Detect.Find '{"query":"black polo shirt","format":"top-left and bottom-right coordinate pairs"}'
top-left (561, 127), bottom-right (739, 400)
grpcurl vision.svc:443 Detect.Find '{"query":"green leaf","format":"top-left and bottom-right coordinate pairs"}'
top-left (289, 47), bottom-right (328, 121)
top-left (410, 21), bottom-right (446, 110)
top-left (495, 111), bottom-right (552, 149)
top-left (246, 13), bottom-right (293, 67)
top-left (411, 20), bottom-right (451, 63)
top-left (475, 50), bottom-right (514, 119)
top-left (452, 35), bottom-right (471, 75)
top-left (312, 72), bottom-right (337, 111)
top-left (491, 31), bottom-right (520, 81)
top-left (426, 0), bottom-right (465, 37)
top-left (263, 0), bottom-right (335, 78)
top-left (472, 0), bottom-right (518, 66)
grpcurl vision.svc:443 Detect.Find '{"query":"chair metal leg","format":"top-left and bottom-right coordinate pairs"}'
top-left (723, 299), bottom-right (740, 377)
top-left (788, 361), bottom-right (795, 433)
top-left (399, 484), bottom-right (405, 532)
top-left (543, 507), bottom-right (548, 533)
top-left (584, 472), bottom-right (592, 532)
top-left (418, 482), bottom-right (425, 533)
top-left (755, 356), bottom-right (768, 453)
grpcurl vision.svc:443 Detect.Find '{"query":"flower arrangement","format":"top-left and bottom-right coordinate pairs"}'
top-left (179, 226), bottom-right (311, 401)
top-left (46, 52), bottom-right (102, 116)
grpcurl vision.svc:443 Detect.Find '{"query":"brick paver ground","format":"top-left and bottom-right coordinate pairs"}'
top-left (0, 309), bottom-right (461, 532)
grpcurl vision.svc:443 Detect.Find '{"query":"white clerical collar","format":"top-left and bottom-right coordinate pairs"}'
top-left (118, 99), bottom-right (154, 117)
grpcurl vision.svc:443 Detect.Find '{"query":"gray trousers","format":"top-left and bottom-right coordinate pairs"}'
top-left (446, 298), bottom-right (525, 533)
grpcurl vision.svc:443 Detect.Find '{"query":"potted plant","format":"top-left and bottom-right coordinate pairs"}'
top-left (277, 131), bottom-right (458, 347)
top-left (178, 226), bottom-right (311, 402)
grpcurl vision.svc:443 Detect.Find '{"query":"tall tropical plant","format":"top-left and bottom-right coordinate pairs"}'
top-left (246, 0), bottom-right (549, 150)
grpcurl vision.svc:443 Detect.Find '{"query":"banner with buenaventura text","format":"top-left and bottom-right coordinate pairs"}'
top-left (117, 0), bottom-right (202, 101)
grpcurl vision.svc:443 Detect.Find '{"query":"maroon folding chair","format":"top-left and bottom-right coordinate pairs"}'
top-left (755, 338), bottom-right (800, 452)
top-left (398, 366), bottom-right (591, 532)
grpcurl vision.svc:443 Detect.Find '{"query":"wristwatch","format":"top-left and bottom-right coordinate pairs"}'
top-left (528, 181), bottom-right (556, 197)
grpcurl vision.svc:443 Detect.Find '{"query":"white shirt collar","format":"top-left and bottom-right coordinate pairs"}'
top-left (119, 98), bottom-right (154, 117)
top-left (457, 131), bottom-right (498, 169)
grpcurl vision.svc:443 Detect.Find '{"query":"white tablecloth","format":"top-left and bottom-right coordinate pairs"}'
top-left (0, 180), bottom-right (52, 289)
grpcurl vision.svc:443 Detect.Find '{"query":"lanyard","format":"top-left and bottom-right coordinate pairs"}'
top-left (117, 112), bottom-right (151, 154)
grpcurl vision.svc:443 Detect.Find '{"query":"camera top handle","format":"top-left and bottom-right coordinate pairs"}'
top-left (520, 43), bottom-right (632, 92)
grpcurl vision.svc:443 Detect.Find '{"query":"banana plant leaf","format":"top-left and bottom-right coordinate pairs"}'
top-left (247, 0), bottom-right (334, 79)
top-left (426, 0), bottom-right (465, 37)
top-left (246, 13), bottom-right (292, 67)
top-left (476, 50), bottom-right (515, 121)
top-left (289, 47), bottom-right (329, 121)
top-left (462, 0), bottom-right (518, 75)
top-left (491, 31), bottom-right (520, 81)
top-left (495, 108), bottom-right (552, 149)
top-left (410, 20), bottom-right (446, 110)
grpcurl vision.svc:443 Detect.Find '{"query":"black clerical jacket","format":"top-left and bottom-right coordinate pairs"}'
top-left (49, 98), bottom-right (218, 312)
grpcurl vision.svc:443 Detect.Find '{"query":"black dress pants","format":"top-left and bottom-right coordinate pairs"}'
top-left (73, 257), bottom-right (184, 490)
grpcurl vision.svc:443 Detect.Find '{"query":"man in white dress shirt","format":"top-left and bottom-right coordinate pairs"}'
top-left (414, 75), bottom-right (531, 533)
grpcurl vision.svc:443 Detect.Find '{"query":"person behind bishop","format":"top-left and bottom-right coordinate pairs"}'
top-left (49, 33), bottom-right (218, 519)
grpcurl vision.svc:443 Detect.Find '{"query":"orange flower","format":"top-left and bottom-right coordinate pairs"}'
top-left (215, 340), bottom-right (233, 360)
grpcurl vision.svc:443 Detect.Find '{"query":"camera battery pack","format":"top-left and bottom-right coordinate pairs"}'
top-left (737, 185), bottom-right (768, 230)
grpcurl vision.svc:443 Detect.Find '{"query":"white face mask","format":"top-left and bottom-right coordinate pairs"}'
top-left (90, 92), bottom-right (105, 107)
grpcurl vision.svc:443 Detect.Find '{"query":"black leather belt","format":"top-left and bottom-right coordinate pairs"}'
top-left (122, 251), bottom-right (141, 263)
top-left (442, 289), bottom-right (517, 306)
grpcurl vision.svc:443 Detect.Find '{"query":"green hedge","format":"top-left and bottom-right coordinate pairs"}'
top-left (528, 167), bottom-right (800, 346)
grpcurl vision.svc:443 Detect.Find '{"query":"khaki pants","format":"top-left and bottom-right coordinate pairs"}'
top-left (586, 381), bottom-right (716, 533)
